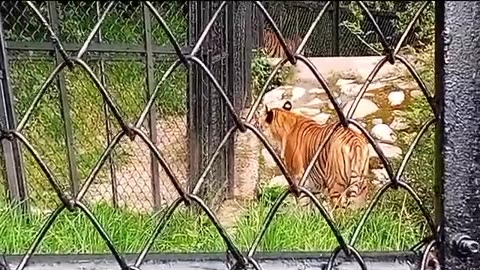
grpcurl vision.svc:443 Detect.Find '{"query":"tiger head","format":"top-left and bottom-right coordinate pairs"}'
top-left (262, 100), bottom-right (301, 143)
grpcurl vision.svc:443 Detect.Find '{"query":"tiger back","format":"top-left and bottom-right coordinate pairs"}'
top-left (262, 28), bottom-right (303, 58)
top-left (263, 100), bottom-right (370, 210)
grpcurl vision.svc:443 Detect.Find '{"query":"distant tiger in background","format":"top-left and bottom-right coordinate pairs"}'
top-left (262, 100), bottom-right (370, 210)
top-left (262, 28), bottom-right (303, 58)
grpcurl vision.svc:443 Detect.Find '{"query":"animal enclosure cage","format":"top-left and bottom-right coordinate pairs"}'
top-left (0, 1), bottom-right (479, 270)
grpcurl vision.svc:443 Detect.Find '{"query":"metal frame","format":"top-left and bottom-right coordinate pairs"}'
top-left (0, 1), bottom-right (479, 270)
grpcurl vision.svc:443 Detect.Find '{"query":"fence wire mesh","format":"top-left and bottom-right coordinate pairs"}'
top-left (0, 1), bottom-right (439, 270)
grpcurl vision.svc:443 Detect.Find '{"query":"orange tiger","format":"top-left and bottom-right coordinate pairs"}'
top-left (262, 100), bottom-right (370, 210)
top-left (262, 28), bottom-right (303, 58)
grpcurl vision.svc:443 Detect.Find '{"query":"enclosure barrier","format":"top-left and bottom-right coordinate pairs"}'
top-left (0, 1), bottom-right (479, 270)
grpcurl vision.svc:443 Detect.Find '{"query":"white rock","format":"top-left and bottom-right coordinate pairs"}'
top-left (298, 108), bottom-right (320, 116)
top-left (304, 98), bottom-right (325, 107)
top-left (397, 81), bottom-right (417, 90)
top-left (313, 113), bottom-right (330, 124)
top-left (371, 168), bottom-right (390, 184)
top-left (342, 99), bottom-right (379, 119)
top-left (410, 90), bottom-right (423, 98)
top-left (388, 91), bottom-right (405, 106)
top-left (368, 143), bottom-right (403, 159)
top-left (372, 118), bottom-right (383, 125)
top-left (341, 84), bottom-right (362, 97)
top-left (261, 148), bottom-right (277, 167)
top-left (336, 79), bottom-right (356, 87)
top-left (366, 82), bottom-right (385, 92)
top-left (263, 88), bottom-right (285, 106)
top-left (291, 87), bottom-right (307, 101)
top-left (269, 175), bottom-right (288, 187)
top-left (328, 97), bottom-right (343, 111)
top-left (309, 88), bottom-right (324, 94)
top-left (371, 123), bottom-right (397, 144)
top-left (390, 116), bottom-right (409, 131)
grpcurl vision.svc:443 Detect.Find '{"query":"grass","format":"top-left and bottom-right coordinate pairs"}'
top-left (0, 189), bottom-right (428, 255)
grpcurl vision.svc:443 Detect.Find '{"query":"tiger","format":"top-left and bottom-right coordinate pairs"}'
top-left (261, 100), bottom-right (370, 211)
top-left (262, 28), bottom-right (303, 58)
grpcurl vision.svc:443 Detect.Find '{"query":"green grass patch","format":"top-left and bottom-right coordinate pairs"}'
top-left (0, 192), bottom-right (427, 255)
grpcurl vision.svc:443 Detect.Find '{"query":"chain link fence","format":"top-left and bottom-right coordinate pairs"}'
top-left (0, 1), bottom-right (469, 270)
top-left (252, 1), bottom-right (431, 57)
top-left (0, 1), bottom-right (192, 213)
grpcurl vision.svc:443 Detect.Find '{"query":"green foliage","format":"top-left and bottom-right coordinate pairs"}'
top-left (251, 50), bottom-right (293, 103)
top-left (394, 44), bottom-right (436, 214)
top-left (340, 1), bottom-right (435, 54)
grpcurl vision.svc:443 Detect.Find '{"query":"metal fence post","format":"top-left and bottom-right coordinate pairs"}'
top-left (143, 3), bottom-right (161, 210)
top-left (332, 1), bottom-right (340, 56)
top-left (436, 1), bottom-right (480, 269)
top-left (47, 2), bottom-right (80, 197)
top-left (95, 2), bottom-right (118, 208)
top-left (226, 1), bottom-right (252, 198)
top-left (187, 1), bottom-right (201, 194)
top-left (0, 11), bottom-right (28, 211)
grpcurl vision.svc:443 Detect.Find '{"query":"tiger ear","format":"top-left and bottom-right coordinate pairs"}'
top-left (265, 109), bottom-right (274, 124)
top-left (282, 100), bottom-right (292, 111)
top-left (265, 105), bottom-right (270, 113)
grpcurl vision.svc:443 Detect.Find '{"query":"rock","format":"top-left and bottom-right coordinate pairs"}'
top-left (261, 148), bottom-right (277, 167)
top-left (397, 81), bottom-right (417, 90)
top-left (328, 97), bottom-right (343, 111)
top-left (309, 88), bottom-right (324, 94)
top-left (368, 143), bottom-right (403, 160)
top-left (410, 90), bottom-right (423, 98)
top-left (313, 113), bottom-right (330, 124)
top-left (304, 98), bottom-right (325, 108)
top-left (298, 108), bottom-right (320, 116)
top-left (372, 118), bottom-right (383, 125)
top-left (366, 82), bottom-right (386, 92)
top-left (371, 168), bottom-right (390, 184)
top-left (390, 116), bottom-right (409, 131)
top-left (263, 88), bottom-right (285, 107)
top-left (339, 69), bottom-right (362, 81)
top-left (291, 87), bottom-right (307, 101)
top-left (371, 123), bottom-right (397, 144)
top-left (342, 99), bottom-right (379, 119)
top-left (336, 79), bottom-right (356, 87)
top-left (269, 175), bottom-right (288, 187)
top-left (340, 84), bottom-right (362, 97)
top-left (388, 91), bottom-right (405, 106)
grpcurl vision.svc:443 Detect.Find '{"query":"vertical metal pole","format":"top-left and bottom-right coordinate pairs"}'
top-left (187, 1), bottom-right (201, 193)
top-left (436, 1), bottom-right (480, 269)
top-left (226, 3), bottom-right (235, 200)
top-left (47, 2), bottom-right (79, 197)
top-left (226, 2), bottom-right (252, 199)
top-left (96, 2), bottom-right (118, 208)
top-left (143, 3), bottom-right (161, 210)
top-left (332, 1), bottom-right (340, 56)
top-left (0, 12), bottom-right (28, 211)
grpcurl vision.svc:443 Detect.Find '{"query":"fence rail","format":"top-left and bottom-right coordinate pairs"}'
top-left (0, 1), bottom-right (479, 270)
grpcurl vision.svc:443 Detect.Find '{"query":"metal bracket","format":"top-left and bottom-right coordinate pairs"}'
top-left (450, 234), bottom-right (480, 257)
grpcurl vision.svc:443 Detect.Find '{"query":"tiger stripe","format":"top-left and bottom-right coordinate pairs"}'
top-left (262, 100), bottom-right (370, 210)
top-left (262, 28), bottom-right (303, 58)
